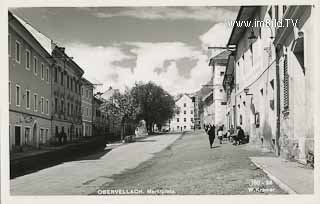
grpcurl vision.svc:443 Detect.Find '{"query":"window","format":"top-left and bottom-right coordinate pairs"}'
top-left (191, 110), bottom-right (193, 114)
top-left (177, 126), bottom-right (180, 129)
top-left (24, 127), bottom-right (30, 145)
top-left (191, 118), bottom-right (193, 122)
top-left (61, 100), bottom-right (64, 113)
top-left (184, 126), bottom-right (186, 129)
top-left (220, 71), bottom-right (224, 76)
top-left (34, 94), bottom-right (38, 111)
top-left (33, 57), bottom-right (38, 75)
top-left (8, 34), bottom-right (11, 56)
top-left (71, 104), bottom-right (73, 116)
top-left (45, 129), bottom-right (49, 143)
top-left (67, 76), bottom-right (69, 89)
top-left (15, 41), bottom-right (20, 63)
top-left (41, 97), bottom-right (44, 113)
top-left (67, 102), bottom-right (70, 115)
top-left (184, 103), bottom-right (186, 107)
top-left (260, 88), bottom-right (264, 96)
top-left (177, 118), bottom-right (179, 122)
top-left (40, 128), bottom-right (44, 144)
top-left (177, 111), bottom-right (180, 115)
top-left (60, 71), bottom-right (64, 85)
top-left (71, 79), bottom-right (73, 91)
top-left (16, 85), bottom-right (21, 106)
top-left (9, 82), bottom-right (11, 104)
top-left (54, 97), bottom-right (58, 112)
top-left (86, 107), bottom-right (89, 116)
top-left (184, 118), bottom-right (186, 122)
top-left (54, 67), bottom-right (58, 82)
top-left (46, 99), bottom-right (49, 114)
top-left (283, 55), bottom-right (289, 110)
top-left (41, 63), bottom-right (44, 80)
top-left (81, 87), bottom-right (84, 95)
top-left (26, 90), bottom-right (30, 109)
top-left (46, 67), bottom-right (49, 82)
top-left (25, 50), bottom-right (31, 70)
top-left (220, 89), bottom-right (223, 92)
top-left (184, 110), bottom-right (186, 114)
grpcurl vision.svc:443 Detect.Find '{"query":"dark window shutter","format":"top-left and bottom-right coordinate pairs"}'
top-left (283, 55), bottom-right (289, 110)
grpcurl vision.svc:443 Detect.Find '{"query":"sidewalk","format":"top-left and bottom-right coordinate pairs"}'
top-left (11, 132), bottom-right (182, 195)
top-left (250, 156), bottom-right (314, 194)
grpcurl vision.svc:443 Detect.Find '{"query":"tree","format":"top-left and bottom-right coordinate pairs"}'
top-left (104, 88), bottom-right (139, 140)
top-left (131, 81), bottom-right (175, 133)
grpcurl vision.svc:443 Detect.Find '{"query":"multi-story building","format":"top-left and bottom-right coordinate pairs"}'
top-left (226, 6), bottom-right (278, 151)
top-left (51, 45), bottom-right (84, 142)
top-left (209, 50), bottom-right (230, 128)
top-left (9, 12), bottom-right (54, 150)
top-left (81, 78), bottom-right (94, 137)
top-left (170, 94), bottom-right (194, 131)
top-left (92, 95), bottom-right (105, 136)
top-left (273, 6), bottom-right (315, 163)
top-left (224, 6), bottom-right (315, 164)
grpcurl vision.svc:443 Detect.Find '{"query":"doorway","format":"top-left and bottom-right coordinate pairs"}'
top-left (14, 126), bottom-right (21, 146)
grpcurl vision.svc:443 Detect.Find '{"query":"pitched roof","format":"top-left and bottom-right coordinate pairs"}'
top-left (12, 13), bottom-right (54, 54)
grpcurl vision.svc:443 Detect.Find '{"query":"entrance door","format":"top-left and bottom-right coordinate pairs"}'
top-left (33, 123), bottom-right (38, 147)
top-left (15, 126), bottom-right (21, 146)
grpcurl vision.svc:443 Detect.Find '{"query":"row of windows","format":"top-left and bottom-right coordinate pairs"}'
top-left (81, 87), bottom-right (92, 99)
top-left (9, 82), bottom-right (49, 115)
top-left (54, 98), bottom-right (81, 117)
top-left (177, 110), bottom-right (194, 115)
top-left (176, 118), bottom-right (194, 122)
top-left (54, 67), bottom-right (81, 94)
top-left (82, 106), bottom-right (91, 117)
top-left (10, 125), bottom-right (49, 146)
top-left (9, 35), bottom-right (50, 83)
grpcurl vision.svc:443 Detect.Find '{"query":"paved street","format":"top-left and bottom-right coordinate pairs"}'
top-left (10, 133), bottom-right (181, 195)
top-left (11, 130), bottom-right (286, 195)
top-left (97, 130), bottom-right (286, 195)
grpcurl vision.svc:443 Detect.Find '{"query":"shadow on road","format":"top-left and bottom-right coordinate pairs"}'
top-left (135, 139), bottom-right (157, 143)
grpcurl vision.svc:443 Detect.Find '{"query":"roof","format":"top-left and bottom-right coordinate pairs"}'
top-left (12, 13), bottom-right (54, 54)
top-left (9, 12), bottom-right (53, 64)
top-left (81, 77), bottom-right (94, 88)
top-left (227, 6), bottom-right (258, 46)
top-left (209, 50), bottom-right (232, 66)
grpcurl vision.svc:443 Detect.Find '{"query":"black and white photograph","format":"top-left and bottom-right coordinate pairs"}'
top-left (1, 0), bottom-right (320, 203)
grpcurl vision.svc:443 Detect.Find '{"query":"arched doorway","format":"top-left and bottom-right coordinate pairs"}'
top-left (33, 122), bottom-right (38, 148)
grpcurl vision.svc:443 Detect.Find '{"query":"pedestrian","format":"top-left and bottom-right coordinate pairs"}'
top-left (217, 126), bottom-right (223, 144)
top-left (207, 124), bottom-right (215, 148)
top-left (234, 126), bottom-right (245, 145)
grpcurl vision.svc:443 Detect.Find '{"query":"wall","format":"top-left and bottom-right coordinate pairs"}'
top-left (170, 95), bottom-right (195, 131)
top-left (9, 23), bottom-right (52, 150)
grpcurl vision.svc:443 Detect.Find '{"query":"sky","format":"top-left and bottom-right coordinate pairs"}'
top-left (11, 7), bottom-right (239, 95)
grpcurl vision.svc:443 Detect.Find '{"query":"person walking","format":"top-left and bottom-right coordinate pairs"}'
top-left (217, 126), bottom-right (223, 144)
top-left (207, 124), bottom-right (216, 148)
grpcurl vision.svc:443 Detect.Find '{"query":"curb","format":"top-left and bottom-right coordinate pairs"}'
top-left (250, 158), bottom-right (297, 194)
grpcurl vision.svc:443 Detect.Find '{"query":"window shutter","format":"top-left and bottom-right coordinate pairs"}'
top-left (283, 55), bottom-right (289, 110)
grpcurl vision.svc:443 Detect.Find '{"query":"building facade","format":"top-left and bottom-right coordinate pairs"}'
top-left (227, 6), bottom-right (278, 151)
top-left (224, 6), bottom-right (315, 164)
top-left (273, 6), bottom-right (315, 163)
top-left (170, 94), bottom-right (195, 131)
top-left (81, 78), bottom-right (94, 137)
top-left (209, 50), bottom-right (230, 128)
top-left (51, 46), bottom-right (84, 142)
top-left (9, 12), bottom-right (53, 150)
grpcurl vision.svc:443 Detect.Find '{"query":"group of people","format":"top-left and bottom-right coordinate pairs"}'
top-left (204, 124), bottom-right (246, 148)
top-left (204, 124), bottom-right (224, 148)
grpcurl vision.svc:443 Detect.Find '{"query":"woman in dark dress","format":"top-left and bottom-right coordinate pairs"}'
top-left (207, 124), bottom-right (215, 148)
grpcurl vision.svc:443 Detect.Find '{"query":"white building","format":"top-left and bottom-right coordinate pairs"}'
top-left (170, 94), bottom-right (194, 131)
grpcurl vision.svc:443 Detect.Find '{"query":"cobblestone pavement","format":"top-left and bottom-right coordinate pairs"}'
top-left (10, 133), bottom-right (182, 195)
top-left (98, 130), bottom-right (286, 195)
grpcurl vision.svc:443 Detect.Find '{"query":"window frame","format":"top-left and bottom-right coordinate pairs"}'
top-left (41, 63), bottom-right (45, 80)
top-left (34, 93), bottom-right (38, 112)
top-left (25, 49), bottom-right (31, 70)
top-left (16, 84), bottom-right (21, 107)
top-left (33, 56), bottom-right (38, 76)
top-left (41, 97), bottom-right (44, 114)
top-left (46, 99), bottom-right (49, 115)
top-left (15, 40), bottom-right (21, 63)
top-left (26, 89), bottom-right (30, 110)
